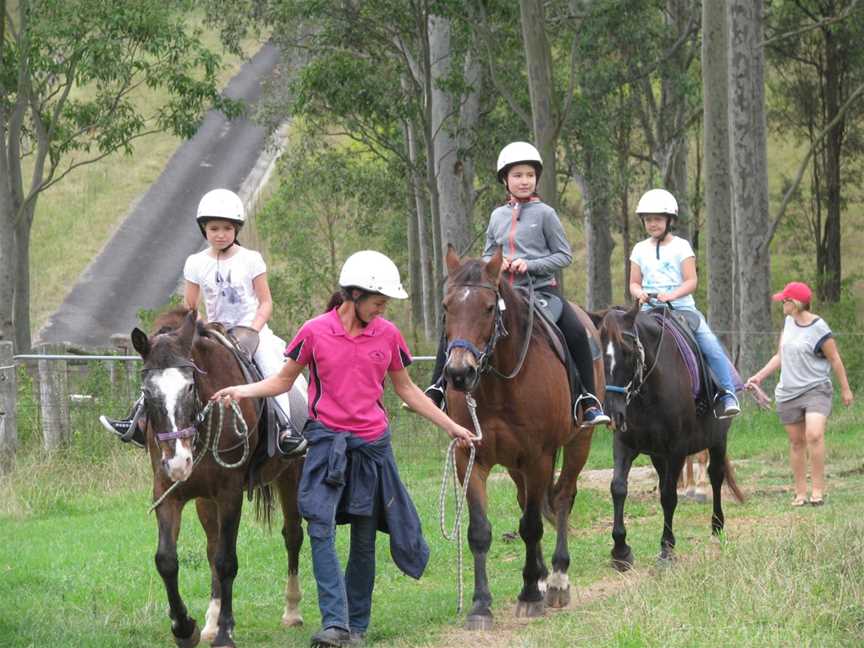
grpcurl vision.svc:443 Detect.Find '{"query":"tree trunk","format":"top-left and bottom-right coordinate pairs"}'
top-left (420, 26), bottom-right (443, 322)
top-left (519, 0), bottom-right (558, 207)
top-left (404, 113), bottom-right (434, 340)
top-left (429, 14), bottom-right (472, 256)
top-left (822, 27), bottom-right (842, 302)
top-left (703, 0), bottom-right (735, 351)
top-left (728, 0), bottom-right (773, 377)
top-left (13, 206), bottom-right (33, 352)
top-left (578, 153), bottom-right (614, 310)
top-left (458, 48), bottom-right (482, 253)
top-left (0, 176), bottom-right (15, 346)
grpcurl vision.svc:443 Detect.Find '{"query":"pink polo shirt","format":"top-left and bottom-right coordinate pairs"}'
top-left (284, 309), bottom-right (413, 442)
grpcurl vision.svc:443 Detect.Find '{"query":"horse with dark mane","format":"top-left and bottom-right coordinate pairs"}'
top-left (441, 245), bottom-right (601, 629)
top-left (133, 307), bottom-right (304, 647)
top-left (596, 301), bottom-right (743, 570)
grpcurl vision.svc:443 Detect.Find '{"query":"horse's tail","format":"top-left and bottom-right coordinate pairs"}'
top-left (724, 456), bottom-right (745, 504)
top-left (541, 447), bottom-right (561, 528)
top-left (253, 483), bottom-right (276, 529)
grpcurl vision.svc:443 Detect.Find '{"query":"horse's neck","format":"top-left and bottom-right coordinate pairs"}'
top-left (192, 342), bottom-right (245, 399)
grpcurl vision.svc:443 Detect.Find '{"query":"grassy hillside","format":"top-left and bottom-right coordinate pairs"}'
top-left (28, 18), bottom-right (267, 334)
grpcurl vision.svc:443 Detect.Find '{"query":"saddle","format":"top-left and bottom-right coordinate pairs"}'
top-left (524, 289), bottom-right (601, 414)
top-left (646, 308), bottom-right (724, 417)
top-left (204, 323), bottom-right (308, 496)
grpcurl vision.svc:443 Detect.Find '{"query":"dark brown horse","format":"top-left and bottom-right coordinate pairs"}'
top-left (441, 246), bottom-right (602, 630)
top-left (132, 307), bottom-right (304, 647)
top-left (596, 302), bottom-right (743, 570)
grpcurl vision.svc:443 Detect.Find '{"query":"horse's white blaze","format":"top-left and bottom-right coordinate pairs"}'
top-left (201, 598), bottom-right (221, 641)
top-left (155, 368), bottom-right (195, 481)
top-left (458, 287), bottom-right (471, 303)
top-left (606, 341), bottom-right (616, 375)
top-left (547, 570), bottom-right (570, 591)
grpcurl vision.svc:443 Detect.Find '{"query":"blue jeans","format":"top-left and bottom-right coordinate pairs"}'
top-left (309, 509), bottom-right (378, 633)
top-left (687, 309), bottom-right (736, 396)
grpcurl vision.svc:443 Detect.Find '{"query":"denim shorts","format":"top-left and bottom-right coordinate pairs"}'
top-left (776, 382), bottom-right (833, 424)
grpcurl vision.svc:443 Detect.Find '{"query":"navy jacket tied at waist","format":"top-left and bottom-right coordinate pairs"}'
top-left (298, 420), bottom-right (430, 580)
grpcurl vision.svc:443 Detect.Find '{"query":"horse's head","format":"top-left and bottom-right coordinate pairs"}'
top-left (132, 308), bottom-right (203, 483)
top-left (441, 244), bottom-right (506, 392)
top-left (598, 302), bottom-right (644, 429)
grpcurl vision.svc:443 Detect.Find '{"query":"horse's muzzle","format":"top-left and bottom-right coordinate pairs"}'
top-left (444, 363), bottom-right (480, 393)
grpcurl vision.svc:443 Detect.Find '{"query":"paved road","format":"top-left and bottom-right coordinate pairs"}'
top-left (38, 44), bottom-right (281, 349)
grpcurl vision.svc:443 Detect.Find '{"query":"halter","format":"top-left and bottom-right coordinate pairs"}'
top-left (444, 279), bottom-right (535, 382)
top-left (141, 360), bottom-right (208, 443)
top-left (605, 307), bottom-right (668, 406)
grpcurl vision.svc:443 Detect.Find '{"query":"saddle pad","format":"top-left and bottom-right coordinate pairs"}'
top-left (651, 312), bottom-right (702, 399)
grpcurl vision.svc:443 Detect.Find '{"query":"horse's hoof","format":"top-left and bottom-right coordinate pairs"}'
top-left (611, 548), bottom-right (634, 572)
top-left (464, 614), bottom-right (494, 631)
top-left (656, 552), bottom-right (676, 569)
top-left (545, 586), bottom-right (570, 608)
top-left (212, 636), bottom-right (236, 648)
top-left (514, 599), bottom-right (546, 618)
top-left (200, 625), bottom-right (217, 642)
top-left (173, 622), bottom-right (201, 648)
top-left (281, 612), bottom-right (304, 628)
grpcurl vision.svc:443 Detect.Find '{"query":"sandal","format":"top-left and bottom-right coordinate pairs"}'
top-left (791, 496), bottom-right (808, 507)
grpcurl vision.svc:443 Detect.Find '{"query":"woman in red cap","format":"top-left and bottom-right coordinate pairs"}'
top-left (747, 281), bottom-right (853, 506)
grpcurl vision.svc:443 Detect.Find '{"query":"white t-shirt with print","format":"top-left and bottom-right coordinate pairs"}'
top-left (183, 246), bottom-right (267, 328)
top-left (629, 235), bottom-right (696, 310)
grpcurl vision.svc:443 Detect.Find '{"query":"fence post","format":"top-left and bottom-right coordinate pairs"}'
top-left (38, 343), bottom-right (70, 450)
top-left (0, 341), bottom-right (17, 473)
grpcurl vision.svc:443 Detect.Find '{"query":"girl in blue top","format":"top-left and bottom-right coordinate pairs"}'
top-left (629, 188), bottom-right (740, 418)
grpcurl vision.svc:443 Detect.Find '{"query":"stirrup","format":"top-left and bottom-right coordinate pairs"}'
top-left (574, 393), bottom-right (611, 427)
top-left (277, 426), bottom-right (307, 457)
top-left (714, 392), bottom-right (741, 419)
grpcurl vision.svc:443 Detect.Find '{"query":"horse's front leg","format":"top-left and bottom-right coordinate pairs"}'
top-left (463, 465), bottom-right (494, 631)
top-left (546, 431), bottom-right (592, 608)
top-left (610, 437), bottom-right (639, 571)
top-left (211, 492), bottom-right (244, 648)
top-left (277, 462), bottom-right (304, 628)
top-left (652, 453), bottom-right (686, 566)
top-left (514, 454), bottom-right (553, 619)
top-left (707, 445), bottom-right (727, 535)
top-left (154, 497), bottom-right (200, 648)
top-left (196, 498), bottom-right (223, 643)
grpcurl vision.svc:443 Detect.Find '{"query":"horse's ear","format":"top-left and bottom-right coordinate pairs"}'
top-left (178, 309), bottom-right (197, 352)
top-left (131, 328), bottom-right (150, 358)
top-left (586, 309), bottom-right (606, 327)
top-left (485, 246), bottom-right (504, 283)
top-left (445, 243), bottom-right (461, 276)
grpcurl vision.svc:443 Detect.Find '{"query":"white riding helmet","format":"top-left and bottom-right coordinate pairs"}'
top-left (196, 189), bottom-right (246, 227)
top-left (496, 141), bottom-right (543, 183)
top-left (339, 250), bottom-right (408, 299)
top-left (635, 188), bottom-right (678, 218)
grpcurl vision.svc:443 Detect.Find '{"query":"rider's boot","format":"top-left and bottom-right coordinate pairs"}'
top-left (99, 396), bottom-right (146, 448)
top-left (575, 392), bottom-right (611, 428)
top-left (277, 419), bottom-right (307, 457)
top-left (716, 392), bottom-right (741, 419)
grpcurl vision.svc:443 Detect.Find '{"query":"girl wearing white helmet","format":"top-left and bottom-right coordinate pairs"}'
top-left (212, 251), bottom-right (474, 647)
top-left (424, 141), bottom-right (611, 427)
top-left (100, 188), bottom-right (307, 456)
top-left (630, 188), bottom-right (741, 418)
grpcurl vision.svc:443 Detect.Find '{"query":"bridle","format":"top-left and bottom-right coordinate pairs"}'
top-left (445, 279), bottom-right (535, 383)
top-left (142, 359), bottom-right (208, 444)
top-left (605, 307), bottom-right (668, 406)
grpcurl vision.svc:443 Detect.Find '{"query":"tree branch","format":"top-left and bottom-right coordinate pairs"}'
top-left (762, 0), bottom-right (860, 47)
top-left (760, 79), bottom-right (864, 255)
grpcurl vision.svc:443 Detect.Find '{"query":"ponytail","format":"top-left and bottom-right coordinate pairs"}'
top-left (325, 290), bottom-right (346, 312)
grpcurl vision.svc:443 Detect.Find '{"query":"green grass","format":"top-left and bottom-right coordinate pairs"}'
top-left (2, 391), bottom-right (863, 647)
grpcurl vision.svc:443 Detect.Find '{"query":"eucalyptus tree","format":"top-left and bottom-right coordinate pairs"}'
top-left (728, 0), bottom-right (773, 376)
top-left (0, 0), bottom-right (238, 351)
top-left (765, 0), bottom-right (864, 302)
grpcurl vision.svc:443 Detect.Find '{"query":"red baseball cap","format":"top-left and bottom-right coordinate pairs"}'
top-left (772, 281), bottom-right (812, 304)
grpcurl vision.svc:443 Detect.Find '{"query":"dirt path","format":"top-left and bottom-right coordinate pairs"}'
top-left (37, 44), bottom-right (282, 349)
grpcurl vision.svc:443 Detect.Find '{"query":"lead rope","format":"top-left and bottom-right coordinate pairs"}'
top-left (148, 399), bottom-right (249, 513)
top-left (438, 393), bottom-right (483, 614)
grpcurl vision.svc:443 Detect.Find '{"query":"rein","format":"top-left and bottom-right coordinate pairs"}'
top-left (606, 306), bottom-right (669, 407)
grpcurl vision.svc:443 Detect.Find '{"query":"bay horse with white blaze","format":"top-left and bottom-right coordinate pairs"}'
top-left (596, 301), bottom-right (743, 570)
top-left (133, 307), bottom-right (304, 647)
top-left (442, 245), bottom-right (601, 630)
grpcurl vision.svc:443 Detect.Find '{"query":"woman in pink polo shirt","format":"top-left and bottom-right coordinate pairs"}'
top-left (212, 250), bottom-right (474, 648)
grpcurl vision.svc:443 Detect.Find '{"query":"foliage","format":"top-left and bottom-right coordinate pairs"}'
top-left (257, 132), bottom-right (408, 335)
